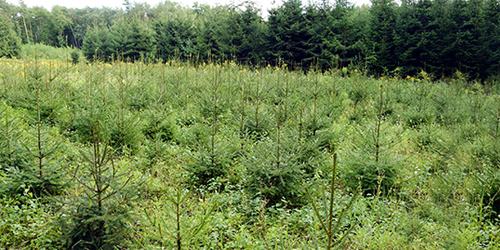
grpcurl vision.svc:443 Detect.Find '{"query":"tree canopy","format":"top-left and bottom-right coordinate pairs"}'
top-left (1, 0), bottom-right (499, 79)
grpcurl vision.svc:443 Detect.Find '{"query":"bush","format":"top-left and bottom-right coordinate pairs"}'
top-left (0, 193), bottom-right (60, 249)
top-left (59, 126), bottom-right (138, 249)
top-left (245, 132), bottom-right (308, 207)
top-left (142, 114), bottom-right (176, 143)
top-left (71, 50), bottom-right (80, 64)
top-left (343, 161), bottom-right (399, 195)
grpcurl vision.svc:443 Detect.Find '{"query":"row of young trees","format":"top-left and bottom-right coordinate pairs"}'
top-left (1, 0), bottom-right (500, 79)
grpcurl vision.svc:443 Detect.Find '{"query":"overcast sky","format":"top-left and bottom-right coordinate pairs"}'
top-left (6, 0), bottom-right (372, 16)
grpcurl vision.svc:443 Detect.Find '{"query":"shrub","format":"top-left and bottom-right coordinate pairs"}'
top-left (59, 124), bottom-right (138, 249)
top-left (71, 50), bottom-right (80, 64)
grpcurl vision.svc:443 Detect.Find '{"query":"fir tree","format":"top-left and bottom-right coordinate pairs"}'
top-left (423, 0), bottom-right (456, 76)
top-left (153, 2), bottom-right (197, 61)
top-left (267, 0), bottom-right (311, 69)
top-left (59, 123), bottom-right (138, 249)
top-left (328, 0), bottom-right (367, 69)
top-left (234, 3), bottom-right (266, 65)
top-left (111, 17), bottom-right (156, 61)
top-left (0, 11), bottom-right (21, 58)
top-left (483, 0), bottom-right (500, 77)
top-left (82, 25), bottom-right (114, 62)
top-left (369, 0), bottom-right (397, 73)
top-left (393, 0), bottom-right (425, 75)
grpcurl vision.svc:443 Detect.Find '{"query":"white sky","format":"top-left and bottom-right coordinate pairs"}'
top-left (6, 0), bottom-right (372, 16)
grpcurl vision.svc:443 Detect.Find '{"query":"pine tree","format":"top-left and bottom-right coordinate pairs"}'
top-left (111, 17), bottom-right (156, 61)
top-left (393, 0), bottom-right (425, 75)
top-left (328, 0), bottom-right (367, 70)
top-left (302, 3), bottom-right (330, 69)
top-left (122, 17), bottom-right (156, 60)
top-left (422, 0), bottom-right (456, 76)
top-left (369, 0), bottom-right (397, 73)
top-left (267, 0), bottom-right (311, 69)
top-left (234, 3), bottom-right (266, 65)
top-left (343, 81), bottom-right (402, 195)
top-left (59, 123), bottom-right (138, 249)
top-left (154, 2), bottom-right (197, 61)
top-left (483, 0), bottom-right (500, 78)
top-left (82, 25), bottom-right (114, 61)
top-left (449, 0), bottom-right (486, 78)
top-left (0, 11), bottom-right (21, 58)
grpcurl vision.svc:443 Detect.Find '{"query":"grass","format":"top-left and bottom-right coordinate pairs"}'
top-left (20, 44), bottom-right (82, 61)
top-left (0, 52), bottom-right (500, 249)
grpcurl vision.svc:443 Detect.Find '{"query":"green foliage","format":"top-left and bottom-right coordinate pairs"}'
top-left (59, 124), bottom-right (138, 249)
top-left (0, 102), bottom-right (25, 172)
top-left (20, 44), bottom-right (80, 60)
top-left (8, 56), bottom-right (67, 198)
top-left (245, 127), bottom-right (309, 207)
top-left (267, 0), bottom-right (311, 68)
top-left (186, 131), bottom-right (238, 190)
top-left (108, 111), bottom-right (142, 154)
top-left (0, 192), bottom-right (60, 249)
top-left (0, 11), bottom-right (21, 58)
top-left (306, 154), bottom-right (359, 250)
top-left (342, 81), bottom-right (403, 195)
top-left (82, 25), bottom-right (114, 62)
top-left (111, 17), bottom-right (156, 61)
top-left (140, 186), bottom-right (216, 249)
top-left (369, 0), bottom-right (397, 72)
top-left (142, 111), bottom-right (175, 143)
top-left (83, 16), bottom-right (156, 62)
top-left (0, 54), bottom-right (500, 248)
top-left (70, 49), bottom-right (79, 64)
top-left (3, 0), bottom-right (500, 78)
top-left (153, 2), bottom-right (197, 61)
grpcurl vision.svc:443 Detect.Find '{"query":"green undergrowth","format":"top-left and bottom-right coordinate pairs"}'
top-left (1, 57), bottom-right (500, 249)
top-left (20, 44), bottom-right (82, 61)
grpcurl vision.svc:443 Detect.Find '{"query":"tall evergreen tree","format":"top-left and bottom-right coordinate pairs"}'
top-left (66, 7), bottom-right (123, 49)
top-left (267, 0), bottom-right (311, 68)
top-left (231, 2), bottom-right (266, 65)
top-left (0, 11), bottom-right (21, 58)
top-left (483, 0), bottom-right (500, 78)
top-left (449, 0), bottom-right (481, 76)
top-left (394, 0), bottom-right (425, 75)
top-left (331, 0), bottom-right (370, 69)
top-left (369, 0), bottom-right (397, 73)
top-left (302, 3), bottom-right (326, 67)
top-left (192, 4), bottom-right (225, 61)
top-left (154, 2), bottom-right (197, 61)
top-left (82, 25), bottom-right (113, 61)
top-left (111, 16), bottom-right (156, 61)
top-left (422, 0), bottom-right (456, 76)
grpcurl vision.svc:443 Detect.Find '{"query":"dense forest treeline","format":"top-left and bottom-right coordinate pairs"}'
top-left (1, 0), bottom-right (500, 79)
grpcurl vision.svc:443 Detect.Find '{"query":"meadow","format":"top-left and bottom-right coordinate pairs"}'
top-left (1, 50), bottom-right (500, 249)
